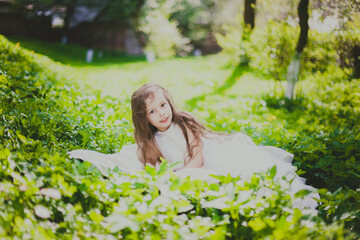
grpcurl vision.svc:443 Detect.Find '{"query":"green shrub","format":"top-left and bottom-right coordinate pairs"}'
top-left (1, 34), bottom-right (356, 238)
top-left (248, 21), bottom-right (298, 80)
top-left (334, 15), bottom-right (360, 77)
top-left (217, 20), bottom-right (341, 80)
top-left (138, 0), bottom-right (192, 58)
top-left (302, 30), bottom-right (337, 73)
top-left (0, 33), bottom-right (360, 239)
top-left (259, 67), bottom-right (360, 233)
top-left (215, 18), bottom-right (251, 66)
top-left (181, 59), bottom-right (360, 235)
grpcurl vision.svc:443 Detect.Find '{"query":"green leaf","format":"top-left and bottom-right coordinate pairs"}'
top-left (269, 165), bottom-right (277, 178)
top-left (248, 217), bottom-right (266, 231)
top-left (89, 211), bottom-right (104, 224)
top-left (294, 189), bottom-right (312, 198)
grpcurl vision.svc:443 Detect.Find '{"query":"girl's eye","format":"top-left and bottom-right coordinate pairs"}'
top-left (161, 103), bottom-right (166, 107)
top-left (149, 110), bottom-right (154, 115)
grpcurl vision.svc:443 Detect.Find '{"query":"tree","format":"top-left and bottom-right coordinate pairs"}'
top-left (314, 0), bottom-right (360, 78)
top-left (137, 0), bottom-right (193, 58)
top-left (285, 0), bottom-right (309, 99)
top-left (169, 0), bottom-right (227, 52)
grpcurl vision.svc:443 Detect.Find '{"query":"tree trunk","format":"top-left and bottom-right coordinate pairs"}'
top-left (244, 0), bottom-right (256, 30)
top-left (286, 52), bottom-right (301, 99)
top-left (63, 3), bottom-right (76, 35)
top-left (285, 0), bottom-right (309, 99)
top-left (296, 0), bottom-right (309, 53)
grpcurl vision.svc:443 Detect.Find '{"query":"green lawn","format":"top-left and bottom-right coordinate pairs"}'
top-left (7, 36), bottom-right (326, 142)
top-left (9, 37), bottom-right (300, 106)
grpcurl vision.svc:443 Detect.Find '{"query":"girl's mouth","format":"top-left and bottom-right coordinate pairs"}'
top-left (160, 117), bottom-right (169, 123)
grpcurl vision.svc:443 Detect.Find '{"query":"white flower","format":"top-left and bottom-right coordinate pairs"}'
top-left (149, 196), bottom-right (171, 210)
top-left (178, 204), bottom-right (194, 213)
top-left (202, 197), bottom-right (231, 210)
top-left (114, 175), bottom-right (131, 185)
top-left (137, 203), bottom-right (148, 214)
top-left (200, 190), bottom-right (221, 198)
top-left (114, 198), bottom-right (129, 212)
top-left (18, 184), bottom-right (29, 192)
top-left (35, 205), bottom-right (51, 219)
top-left (103, 214), bottom-right (139, 233)
top-left (178, 214), bottom-right (188, 222)
top-left (143, 194), bottom-right (152, 201)
top-left (157, 214), bottom-right (168, 223)
top-left (40, 188), bottom-right (61, 199)
top-left (236, 190), bottom-right (252, 203)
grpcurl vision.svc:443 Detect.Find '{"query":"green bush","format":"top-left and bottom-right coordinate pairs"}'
top-left (260, 67), bottom-right (360, 233)
top-left (247, 21), bottom-right (298, 80)
top-left (302, 31), bottom-right (337, 73)
top-left (1, 34), bottom-right (356, 238)
top-left (138, 0), bottom-right (192, 58)
top-left (0, 37), bottom-right (360, 239)
top-left (334, 15), bottom-right (360, 77)
top-left (182, 61), bottom-right (360, 235)
top-left (217, 21), bottom-right (341, 79)
top-left (0, 35), bottom-right (133, 238)
top-left (215, 20), bottom-right (252, 66)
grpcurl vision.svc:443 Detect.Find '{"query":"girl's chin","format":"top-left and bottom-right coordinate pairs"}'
top-left (158, 120), bottom-right (171, 131)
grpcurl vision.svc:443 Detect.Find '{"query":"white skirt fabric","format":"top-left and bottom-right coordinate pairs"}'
top-left (68, 144), bottom-right (143, 174)
top-left (201, 133), bottom-right (319, 209)
top-left (68, 124), bottom-right (319, 209)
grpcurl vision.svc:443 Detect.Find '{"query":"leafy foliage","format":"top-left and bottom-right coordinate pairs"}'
top-left (1, 34), bottom-right (359, 239)
top-left (138, 0), bottom-right (193, 58)
top-left (248, 21), bottom-right (298, 80)
top-left (334, 15), bottom-right (360, 77)
top-left (183, 66), bottom-right (360, 235)
top-left (216, 19), bottom-right (353, 79)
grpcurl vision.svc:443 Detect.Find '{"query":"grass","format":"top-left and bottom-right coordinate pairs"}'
top-left (6, 36), bottom-right (325, 138)
top-left (8, 37), bottom-right (282, 108)
top-left (5, 36), bottom-right (338, 139)
top-left (7, 36), bottom-right (145, 66)
top-left (7, 36), bottom-right (318, 138)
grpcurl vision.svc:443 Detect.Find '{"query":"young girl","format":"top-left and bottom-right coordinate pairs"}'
top-left (69, 83), bottom-right (319, 208)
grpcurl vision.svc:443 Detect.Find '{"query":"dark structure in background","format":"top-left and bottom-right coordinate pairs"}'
top-left (0, 0), bottom-right (222, 56)
top-left (0, 0), bottom-right (143, 55)
top-left (68, 21), bottom-right (143, 55)
top-left (0, 1), bottom-right (56, 41)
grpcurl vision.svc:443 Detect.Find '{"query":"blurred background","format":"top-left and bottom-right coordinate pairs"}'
top-left (0, 0), bottom-right (358, 64)
top-left (1, 0), bottom-right (358, 101)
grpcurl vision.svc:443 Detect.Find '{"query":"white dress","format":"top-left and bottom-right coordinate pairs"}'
top-left (68, 123), bottom-right (319, 209)
top-left (155, 123), bottom-right (319, 209)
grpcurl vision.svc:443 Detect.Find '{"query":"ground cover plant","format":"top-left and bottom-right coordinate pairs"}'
top-left (1, 35), bottom-right (359, 239)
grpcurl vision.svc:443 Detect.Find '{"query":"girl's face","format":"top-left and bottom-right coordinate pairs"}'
top-left (145, 89), bottom-right (173, 132)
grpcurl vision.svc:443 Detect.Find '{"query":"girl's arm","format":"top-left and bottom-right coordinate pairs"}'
top-left (181, 126), bottom-right (204, 169)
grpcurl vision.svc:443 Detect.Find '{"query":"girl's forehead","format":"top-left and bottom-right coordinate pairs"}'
top-left (146, 89), bottom-right (165, 102)
top-left (145, 90), bottom-right (166, 108)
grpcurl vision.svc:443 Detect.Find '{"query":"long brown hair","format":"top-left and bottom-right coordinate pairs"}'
top-left (131, 83), bottom-right (208, 167)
